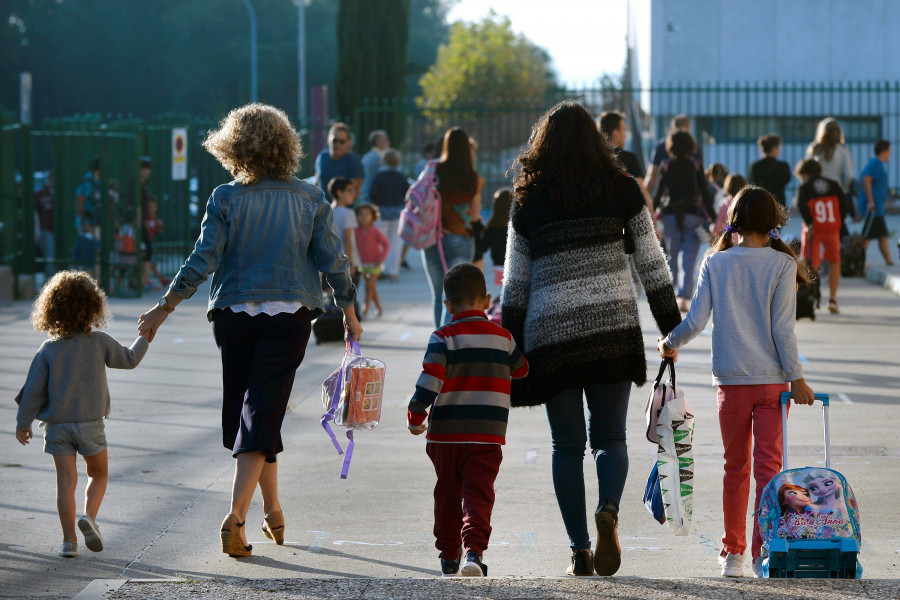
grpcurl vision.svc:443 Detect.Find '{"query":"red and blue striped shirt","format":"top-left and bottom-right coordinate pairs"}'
top-left (408, 310), bottom-right (529, 444)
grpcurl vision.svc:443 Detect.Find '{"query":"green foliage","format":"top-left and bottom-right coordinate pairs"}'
top-left (419, 11), bottom-right (556, 107)
top-left (0, 0), bottom-right (452, 124)
top-left (336, 0), bottom-right (410, 115)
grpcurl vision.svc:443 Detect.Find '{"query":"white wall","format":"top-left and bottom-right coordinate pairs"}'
top-left (650, 0), bottom-right (900, 84)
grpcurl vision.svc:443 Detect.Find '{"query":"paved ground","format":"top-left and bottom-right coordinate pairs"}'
top-left (1, 217), bottom-right (898, 599)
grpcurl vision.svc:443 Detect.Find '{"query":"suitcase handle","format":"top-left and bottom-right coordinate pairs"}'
top-left (780, 392), bottom-right (830, 470)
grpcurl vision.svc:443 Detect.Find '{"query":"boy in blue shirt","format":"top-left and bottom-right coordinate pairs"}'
top-left (859, 139), bottom-right (894, 266)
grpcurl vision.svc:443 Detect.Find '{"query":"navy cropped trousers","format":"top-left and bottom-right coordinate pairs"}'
top-left (211, 307), bottom-right (312, 463)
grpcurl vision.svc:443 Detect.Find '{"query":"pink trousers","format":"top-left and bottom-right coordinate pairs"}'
top-left (717, 383), bottom-right (789, 559)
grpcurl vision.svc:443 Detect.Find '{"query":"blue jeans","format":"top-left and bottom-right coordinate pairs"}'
top-left (545, 381), bottom-right (632, 551)
top-left (661, 213), bottom-right (703, 298)
top-left (422, 234), bottom-right (476, 328)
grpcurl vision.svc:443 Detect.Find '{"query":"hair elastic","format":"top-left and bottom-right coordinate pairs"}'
top-left (723, 224), bottom-right (735, 234)
top-left (768, 228), bottom-right (781, 241)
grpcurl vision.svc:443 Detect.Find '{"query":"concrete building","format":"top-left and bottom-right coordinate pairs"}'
top-left (631, 0), bottom-right (900, 187)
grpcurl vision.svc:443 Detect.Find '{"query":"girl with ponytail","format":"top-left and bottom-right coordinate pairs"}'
top-left (657, 185), bottom-right (816, 578)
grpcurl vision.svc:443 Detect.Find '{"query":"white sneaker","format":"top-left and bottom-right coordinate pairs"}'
top-left (752, 556), bottom-right (765, 578)
top-left (77, 514), bottom-right (104, 552)
top-left (58, 541), bottom-right (77, 558)
top-left (718, 550), bottom-right (744, 577)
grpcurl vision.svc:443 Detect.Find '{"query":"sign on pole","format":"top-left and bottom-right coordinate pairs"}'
top-left (172, 128), bottom-right (188, 181)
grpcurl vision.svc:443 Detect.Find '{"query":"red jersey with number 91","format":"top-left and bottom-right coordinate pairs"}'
top-left (808, 194), bottom-right (842, 236)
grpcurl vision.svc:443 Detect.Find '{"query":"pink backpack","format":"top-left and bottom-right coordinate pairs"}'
top-left (399, 160), bottom-right (447, 270)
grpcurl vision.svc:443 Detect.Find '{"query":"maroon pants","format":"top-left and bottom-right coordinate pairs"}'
top-left (426, 443), bottom-right (502, 560)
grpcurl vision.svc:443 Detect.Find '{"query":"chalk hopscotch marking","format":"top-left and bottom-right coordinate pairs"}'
top-left (306, 530), bottom-right (330, 553)
top-left (333, 540), bottom-right (403, 546)
top-left (837, 393), bottom-right (853, 405)
top-left (799, 354), bottom-right (809, 363)
top-left (399, 332), bottom-right (411, 341)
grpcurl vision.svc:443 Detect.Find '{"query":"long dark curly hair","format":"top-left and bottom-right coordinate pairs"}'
top-left (511, 100), bottom-right (623, 211)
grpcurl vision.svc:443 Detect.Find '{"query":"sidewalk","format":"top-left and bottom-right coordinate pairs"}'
top-left (2, 245), bottom-right (899, 600)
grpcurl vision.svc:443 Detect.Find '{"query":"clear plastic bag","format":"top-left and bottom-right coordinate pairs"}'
top-left (321, 340), bottom-right (386, 479)
top-left (321, 341), bottom-right (385, 430)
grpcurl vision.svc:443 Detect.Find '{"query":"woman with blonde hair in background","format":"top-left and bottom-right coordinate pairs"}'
top-left (806, 118), bottom-right (854, 201)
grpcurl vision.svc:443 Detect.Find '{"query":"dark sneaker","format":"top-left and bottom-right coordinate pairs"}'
top-left (461, 550), bottom-right (487, 577)
top-left (440, 549), bottom-right (462, 578)
top-left (77, 514), bottom-right (104, 552)
top-left (400, 260), bottom-right (411, 271)
top-left (593, 501), bottom-right (621, 576)
top-left (566, 548), bottom-right (594, 576)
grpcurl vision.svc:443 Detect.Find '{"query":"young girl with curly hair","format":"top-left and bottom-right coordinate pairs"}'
top-left (658, 186), bottom-right (816, 577)
top-left (15, 271), bottom-right (149, 558)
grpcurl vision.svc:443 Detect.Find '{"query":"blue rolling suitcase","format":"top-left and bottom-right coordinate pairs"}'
top-left (757, 393), bottom-right (862, 579)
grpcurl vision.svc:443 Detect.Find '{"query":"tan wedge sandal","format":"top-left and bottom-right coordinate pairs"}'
top-left (262, 510), bottom-right (285, 545)
top-left (220, 513), bottom-right (252, 557)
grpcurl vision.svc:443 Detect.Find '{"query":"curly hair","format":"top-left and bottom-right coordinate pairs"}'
top-left (203, 103), bottom-right (303, 185)
top-left (32, 271), bottom-right (110, 338)
top-left (511, 100), bottom-right (623, 212)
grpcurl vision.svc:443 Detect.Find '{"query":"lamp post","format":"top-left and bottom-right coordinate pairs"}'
top-left (298, 0), bottom-right (307, 127)
top-left (241, 0), bottom-right (258, 102)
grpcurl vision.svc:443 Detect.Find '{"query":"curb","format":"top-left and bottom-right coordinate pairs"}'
top-left (72, 579), bottom-right (180, 600)
top-left (865, 265), bottom-right (900, 296)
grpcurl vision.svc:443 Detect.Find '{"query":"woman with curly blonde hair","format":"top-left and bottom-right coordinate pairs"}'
top-left (16, 270), bottom-right (149, 559)
top-left (138, 103), bottom-right (362, 557)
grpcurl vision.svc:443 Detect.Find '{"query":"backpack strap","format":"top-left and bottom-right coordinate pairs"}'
top-left (320, 340), bottom-right (364, 478)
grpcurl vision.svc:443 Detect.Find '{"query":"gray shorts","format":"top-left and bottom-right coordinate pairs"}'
top-left (43, 419), bottom-right (107, 457)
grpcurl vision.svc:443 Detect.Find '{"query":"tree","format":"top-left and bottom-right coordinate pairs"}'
top-left (419, 11), bottom-right (555, 107)
top-left (335, 0), bottom-right (410, 124)
top-left (405, 0), bottom-right (457, 97)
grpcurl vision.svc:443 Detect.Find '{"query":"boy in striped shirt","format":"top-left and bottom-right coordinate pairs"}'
top-left (408, 262), bottom-right (529, 578)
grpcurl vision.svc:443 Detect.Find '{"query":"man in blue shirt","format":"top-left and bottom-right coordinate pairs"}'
top-left (859, 139), bottom-right (894, 266)
top-left (315, 122), bottom-right (365, 203)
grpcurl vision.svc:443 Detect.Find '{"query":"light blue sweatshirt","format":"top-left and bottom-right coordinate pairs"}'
top-left (662, 246), bottom-right (804, 385)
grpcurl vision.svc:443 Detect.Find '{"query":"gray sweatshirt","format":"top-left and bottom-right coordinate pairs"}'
top-left (16, 332), bottom-right (149, 430)
top-left (662, 246), bottom-right (803, 386)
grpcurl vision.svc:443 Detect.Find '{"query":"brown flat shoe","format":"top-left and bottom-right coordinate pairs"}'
top-left (221, 513), bottom-right (252, 557)
top-left (593, 501), bottom-right (621, 576)
top-left (262, 510), bottom-right (285, 545)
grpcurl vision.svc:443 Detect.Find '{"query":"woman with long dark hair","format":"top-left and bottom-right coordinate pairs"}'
top-left (502, 101), bottom-right (681, 576)
top-left (422, 127), bottom-right (483, 327)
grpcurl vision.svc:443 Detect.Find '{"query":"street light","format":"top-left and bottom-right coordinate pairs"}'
top-left (241, 0), bottom-right (258, 102)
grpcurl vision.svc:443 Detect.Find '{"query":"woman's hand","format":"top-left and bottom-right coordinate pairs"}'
top-left (343, 307), bottom-right (363, 342)
top-left (138, 305), bottom-right (169, 343)
top-left (657, 337), bottom-right (678, 362)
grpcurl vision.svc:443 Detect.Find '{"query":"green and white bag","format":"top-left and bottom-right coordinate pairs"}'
top-left (654, 364), bottom-right (694, 536)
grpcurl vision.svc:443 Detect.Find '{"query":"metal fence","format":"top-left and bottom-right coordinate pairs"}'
top-left (3, 82), bottom-right (898, 299)
top-left (0, 114), bottom-right (232, 298)
top-left (353, 82), bottom-right (900, 211)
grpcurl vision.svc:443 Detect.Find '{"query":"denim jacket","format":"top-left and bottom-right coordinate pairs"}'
top-left (170, 176), bottom-right (355, 319)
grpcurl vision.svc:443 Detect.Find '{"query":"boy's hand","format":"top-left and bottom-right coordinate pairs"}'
top-left (15, 429), bottom-right (32, 445)
top-left (408, 423), bottom-right (427, 435)
top-left (790, 378), bottom-right (815, 406)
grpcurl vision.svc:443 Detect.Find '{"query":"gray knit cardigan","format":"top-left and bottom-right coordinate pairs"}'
top-left (500, 173), bottom-right (681, 406)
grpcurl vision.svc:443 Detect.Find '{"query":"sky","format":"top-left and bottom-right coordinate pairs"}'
top-left (446, 0), bottom-right (631, 86)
